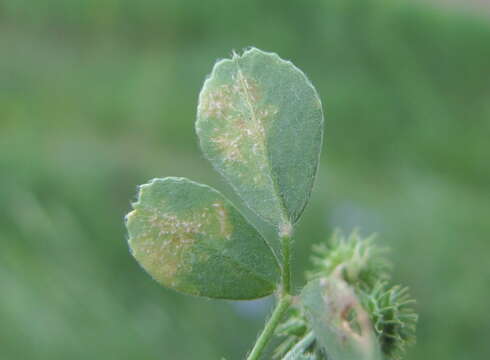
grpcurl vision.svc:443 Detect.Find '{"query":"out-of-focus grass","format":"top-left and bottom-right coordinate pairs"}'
top-left (1, 0), bottom-right (489, 359)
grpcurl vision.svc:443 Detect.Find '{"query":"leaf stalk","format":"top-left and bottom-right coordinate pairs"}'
top-left (246, 295), bottom-right (292, 360)
top-left (281, 233), bottom-right (292, 295)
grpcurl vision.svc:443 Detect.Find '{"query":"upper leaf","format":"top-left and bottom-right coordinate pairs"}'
top-left (300, 276), bottom-right (382, 360)
top-left (126, 177), bottom-right (280, 299)
top-left (196, 48), bottom-right (324, 232)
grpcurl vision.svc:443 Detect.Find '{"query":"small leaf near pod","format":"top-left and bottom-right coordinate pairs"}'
top-left (126, 177), bottom-right (280, 299)
top-left (300, 275), bottom-right (382, 360)
top-left (196, 48), bottom-right (324, 233)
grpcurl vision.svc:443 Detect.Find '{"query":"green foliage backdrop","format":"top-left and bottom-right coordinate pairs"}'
top-left (1, 0), bottom-right (489, 359)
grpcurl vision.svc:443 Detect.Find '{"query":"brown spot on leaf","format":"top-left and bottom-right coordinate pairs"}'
top-left (201, 71), bottom-right (278, 188)
top-left (199, 84), bottom-right (234, 119)
top-left (321, 275), bottom-right (378, 356)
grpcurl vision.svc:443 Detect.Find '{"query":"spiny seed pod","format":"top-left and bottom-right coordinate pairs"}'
top-left (274, 231), bottom-right (417, 360)
top-left (307, 230), bottom-right (391, 288)
top-left (359, 282), bottom-right (418, 360)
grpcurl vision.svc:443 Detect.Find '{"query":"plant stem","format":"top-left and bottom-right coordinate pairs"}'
top-left (282, 331), bottom-right (315, 360)
top-left (246, 228), bottom-right (293, 359)
top-left (246, 295), bottom-right (291, 360)
top-left (281, 233), bottom-right (292, 294)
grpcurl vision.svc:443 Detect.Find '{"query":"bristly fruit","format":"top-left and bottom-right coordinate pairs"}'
top-left (307, 230), bottom-right (391, 288)
top-left (275, 230), bottom-right (417, 360)
top-left (358, 282), bottom-right (418, 360)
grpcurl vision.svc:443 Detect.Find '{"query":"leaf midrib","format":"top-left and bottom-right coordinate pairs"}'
top-left (233, 56), bottom-right (290, 228)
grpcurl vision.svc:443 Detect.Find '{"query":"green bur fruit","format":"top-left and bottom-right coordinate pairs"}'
top-left (301, 276), bottom-right (382, 360)
top-left (275, 232), bottom-right (417, 360)
top-left (126, 177), bottom-right (280, 299)
top-left (196, 48), bottom-right (324, 232)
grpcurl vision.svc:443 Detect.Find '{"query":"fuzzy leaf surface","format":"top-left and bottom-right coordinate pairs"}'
top-left (126, 177), bottom-right (280, 299)
top-left (196, 48), bottom-right (323, 231)
top-left (300, 277), bottom-right (382, 360)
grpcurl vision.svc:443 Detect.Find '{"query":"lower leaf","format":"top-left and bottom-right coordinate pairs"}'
top-left (125, 177), bottom-right (280, 299)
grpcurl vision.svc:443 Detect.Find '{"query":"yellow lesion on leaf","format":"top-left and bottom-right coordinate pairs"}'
top-left (133, 209), bottom-right (208, 284)
top-left (135, 236), bottom-right (186, 286)
top-left (212, 201), bottom-right (233, 239)
top-left (200, 70), bottom-right (278, 187)
top-left (212, 131), bottom-right (245, 162)
top-left (131, 201), bottom-right (235, 286)
top-left (198, 84), bottom-right (235, 119)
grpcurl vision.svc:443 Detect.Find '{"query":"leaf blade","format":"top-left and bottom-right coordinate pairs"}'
top-left (196, 48), bottom-right (323, 231)
top-left (126, 177), bottom-right (280, 299)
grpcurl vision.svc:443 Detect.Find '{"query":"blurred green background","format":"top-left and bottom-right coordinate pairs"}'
top-left (1, 0), bottom-right (489, 359)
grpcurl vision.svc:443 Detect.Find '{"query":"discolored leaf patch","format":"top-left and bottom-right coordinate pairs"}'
top-left (126, 177), bottom-right (280, 299)
top-left (196, 48), bottom-right (324, 232)
top-left (300, 276), bottom-right (382, 360)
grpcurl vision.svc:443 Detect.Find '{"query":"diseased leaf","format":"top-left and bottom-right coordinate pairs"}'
top-left (196, 48), bottom-right (324, 232)
top-left (126, 177), bottom-right (280, 299)
top-left (300, 276), bottom-right (382, 360)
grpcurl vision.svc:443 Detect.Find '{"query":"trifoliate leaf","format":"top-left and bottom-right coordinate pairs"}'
top-left (126, 177), bottom-right (280, 299)
top-left (300, 276), bottom-right (382, 360)
top-left (196, 48), bottom-right (324, 232)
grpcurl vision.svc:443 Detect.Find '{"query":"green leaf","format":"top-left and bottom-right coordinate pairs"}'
top-left (300, 276), bottom-right (382, 360)
top-left (126, 177), bottom-right (280, 299)
top-left (196, 48), bottom-right (324, 232)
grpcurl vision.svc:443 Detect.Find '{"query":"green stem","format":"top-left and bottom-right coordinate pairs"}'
top-left (283, 331), bottom-right (315, 360)
top-left (281, 233), bottom-right (292, 294)
top-left (246, 295), bottom-right (291, 360)
top-left (245, 228), bottom-right (293, 359)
